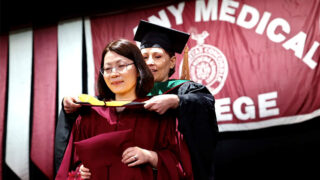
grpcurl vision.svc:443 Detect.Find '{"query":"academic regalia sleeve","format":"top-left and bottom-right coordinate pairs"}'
top-left (155, 112), bottom-right (193, 180)
top-left (55, 123), bottom-right (77, 180)
top-left (176, 81), bottom-right (218, 180)
top-left (56, 114), bottom-right (91, 180)
top-left (54, 102), bottom-right (80, 173)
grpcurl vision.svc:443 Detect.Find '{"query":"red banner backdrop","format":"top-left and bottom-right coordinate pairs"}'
top-left (89, 0), bottom-right (320, 131)
top-left (31, 26), bottom-right (58, 179)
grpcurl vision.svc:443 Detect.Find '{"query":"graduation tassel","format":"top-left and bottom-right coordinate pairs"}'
top-left (180, 45), bottom-right (190, 80)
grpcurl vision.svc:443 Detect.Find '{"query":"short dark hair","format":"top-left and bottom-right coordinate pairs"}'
top-left (97, 39), bottom-right (154, 100)
top-left (166, 51), bottom-right (175, 77)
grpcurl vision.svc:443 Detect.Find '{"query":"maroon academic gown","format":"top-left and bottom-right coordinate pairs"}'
top-left (56, 105), bottom-right (193, 180)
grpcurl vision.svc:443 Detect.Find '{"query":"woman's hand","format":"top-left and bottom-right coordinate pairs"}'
top-left (122, 146), bottom-right (158, 168)
top-left (63, 96), bottom-right (81, 114)
top-left (79, 164), bottom-right (91, 179)
top-left (144, 94), bottom-right (179, 114)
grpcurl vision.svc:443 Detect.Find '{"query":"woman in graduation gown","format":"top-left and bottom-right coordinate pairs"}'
top-left (135, 20), bottom-right (218, 180)
top-left (56, 21), bottom-right (218, 180)
top-left (55, 39), bottom-right (193, 180)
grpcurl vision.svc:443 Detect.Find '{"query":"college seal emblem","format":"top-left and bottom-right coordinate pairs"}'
top-left (183, 30), bottom-right (229, 95)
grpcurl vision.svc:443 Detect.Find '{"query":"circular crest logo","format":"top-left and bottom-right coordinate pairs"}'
top-left (181, 31), bottom-right (228, 95)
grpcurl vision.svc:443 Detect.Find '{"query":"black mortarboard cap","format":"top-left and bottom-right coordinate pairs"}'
top-left (134, 20), bottom-right (190, 54)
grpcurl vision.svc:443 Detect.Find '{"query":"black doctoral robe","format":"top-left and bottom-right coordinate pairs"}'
top-left (55, 79), bottom-right (218, 180)
top-left (173, 81), bottom-right (218, 180)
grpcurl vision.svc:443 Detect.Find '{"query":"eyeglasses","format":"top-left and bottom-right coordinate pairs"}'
top-left (100, 63), bottom-right (134, 75)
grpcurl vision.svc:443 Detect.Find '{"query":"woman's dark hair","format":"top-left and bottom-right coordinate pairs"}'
top-left (166, 51), bottom-right (176, 77)
top-left (97, 39), bottom-right (154, 100)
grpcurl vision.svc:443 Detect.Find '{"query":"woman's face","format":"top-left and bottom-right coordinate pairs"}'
top-left (102, 51), bottom-right (138, 100)
top-left (141, 48), bottom-right (176, 82)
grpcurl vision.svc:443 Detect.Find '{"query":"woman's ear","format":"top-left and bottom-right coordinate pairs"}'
top-left (169, 56), bottom-right (176, 69)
